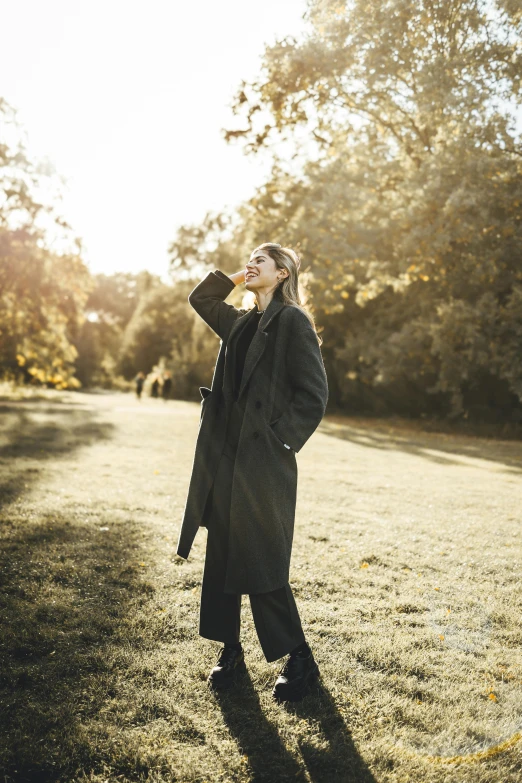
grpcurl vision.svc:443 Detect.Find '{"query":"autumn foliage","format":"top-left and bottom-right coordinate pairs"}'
top-left (190, 0), bottom-right (522, 420)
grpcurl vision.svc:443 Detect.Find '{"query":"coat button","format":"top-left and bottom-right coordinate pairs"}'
top-left (255, 400), bottom-right (261, 409)
top-left (253, 431), bottom-right (259, 439)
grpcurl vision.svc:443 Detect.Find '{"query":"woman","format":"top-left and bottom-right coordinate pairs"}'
top-left (176, 242), bottom-right (328, 702)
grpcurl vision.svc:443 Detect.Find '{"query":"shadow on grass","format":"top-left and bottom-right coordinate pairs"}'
top-left (0, 402), bottom-right (112, 459)
top-left (212, 670), bottom-right (376, 783)
top-left (0, 402), bottom-right (114, 510)
top-left (0, 517), bottom-right (152, 782)
top-left (0, 399), bottom-right (152, 781)
top-left (291, 681), bottom-right (378, 783)
top-left (319, 418), bottom-right (522, 473)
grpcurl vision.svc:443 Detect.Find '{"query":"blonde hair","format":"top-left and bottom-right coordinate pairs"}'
top-left (251, 242), bottom-right (323, 345)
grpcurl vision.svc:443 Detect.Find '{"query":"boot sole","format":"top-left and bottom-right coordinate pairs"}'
top-left (272, 661), bottom-right (320, 703)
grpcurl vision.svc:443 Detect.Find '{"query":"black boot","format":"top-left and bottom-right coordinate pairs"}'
top-left (207, 644), bottom-right (246, 690)
top-left (272, 644), bottom-right (320, 703)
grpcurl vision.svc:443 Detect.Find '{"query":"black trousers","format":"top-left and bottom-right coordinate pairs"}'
top-left (199, 400), bottom-right (306, 663)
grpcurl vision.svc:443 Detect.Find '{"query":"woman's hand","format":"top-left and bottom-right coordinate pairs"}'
top-left (228, 269), bottom-right (246, 286)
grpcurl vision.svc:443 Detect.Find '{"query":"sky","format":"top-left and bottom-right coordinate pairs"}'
top-left (1, 0), bottom-right (310, 279)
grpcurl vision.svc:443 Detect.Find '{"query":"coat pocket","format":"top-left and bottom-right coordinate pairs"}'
top-left (267, 421), bottom-right (294, 453)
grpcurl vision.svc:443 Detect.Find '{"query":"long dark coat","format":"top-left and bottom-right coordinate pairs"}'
top-left (176, 269), bottom-right (329, 594)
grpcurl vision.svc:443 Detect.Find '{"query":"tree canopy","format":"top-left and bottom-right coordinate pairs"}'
top-left (202, 0), bottom-right (522, 419)
top-left (0, 98), bottom-right (91, 388)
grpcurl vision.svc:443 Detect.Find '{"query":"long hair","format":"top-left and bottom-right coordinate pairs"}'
top-left (251, 242), bottom-right (323, 346)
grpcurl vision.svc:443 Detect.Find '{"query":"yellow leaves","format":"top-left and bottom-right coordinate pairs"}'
top-left (341, 291), bottom-right (350, 299)
top-left (28, 367), bottom-right (48, 382)
top-left (439, 634), bottom-right (445, 641)
top-left (16, 354), bottom-right (26, 366)
top-left (488, 692), bottom-right (498, 702)
top-left (419, 275), bottom-right (430, 282)
top-left (360, 561), bottom-right (369, 569)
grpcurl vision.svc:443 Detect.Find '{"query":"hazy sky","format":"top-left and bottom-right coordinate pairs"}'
top-left (1, 0), bottom-right (309, 278)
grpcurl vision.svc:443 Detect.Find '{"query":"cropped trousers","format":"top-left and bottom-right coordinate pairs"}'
top-left (199, 399), bottom-right (306, 663)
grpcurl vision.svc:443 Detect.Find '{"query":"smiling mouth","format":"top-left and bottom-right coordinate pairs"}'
top-left (246, 273), bottom-right (258, 280)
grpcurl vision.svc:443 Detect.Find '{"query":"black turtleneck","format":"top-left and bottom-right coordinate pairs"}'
top-left (234, 309), bottom-right (264, 399)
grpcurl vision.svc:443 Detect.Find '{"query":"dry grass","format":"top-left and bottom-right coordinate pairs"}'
top-left (0, 391), bottom-right (521, 782)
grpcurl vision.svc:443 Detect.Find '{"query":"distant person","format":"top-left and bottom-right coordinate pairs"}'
top-left (175, 242), bottom-right (328, 704)
top-left (151, 376), bottom-right (160, 398)
top-left (162, 372), bottom-right (172, 401)
top-left (134, 371), bottom-right (145, 400)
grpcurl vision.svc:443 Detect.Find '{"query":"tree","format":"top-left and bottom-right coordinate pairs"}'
top-left (216, 0), bottom-right (522, 418)
top-left (0, 98), bottom-right (91, 388)
top-left (74, 272), bottom-right (162, 387)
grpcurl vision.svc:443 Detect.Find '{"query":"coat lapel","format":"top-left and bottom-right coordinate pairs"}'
top-left (223, 296), bottom-right (286, 405)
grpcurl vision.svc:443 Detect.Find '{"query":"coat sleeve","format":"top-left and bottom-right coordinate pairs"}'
top-left (270, 308), bottom-right (329, 453)
top-left (188, 269), bottom-right (247, 341)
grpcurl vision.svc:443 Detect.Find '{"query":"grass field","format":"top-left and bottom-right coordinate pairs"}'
top-left (1, 391), bottom-right (521, 783)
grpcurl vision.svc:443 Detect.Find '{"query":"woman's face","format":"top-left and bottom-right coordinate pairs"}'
top-left (245, 249), bottom-right (288, 291)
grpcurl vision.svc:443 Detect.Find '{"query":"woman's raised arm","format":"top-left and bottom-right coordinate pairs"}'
top-left (188, 269), bottom-right (246, 341)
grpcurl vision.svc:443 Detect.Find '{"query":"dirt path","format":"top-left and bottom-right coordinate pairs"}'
top-left (1, 392), bottom-right (521, 782)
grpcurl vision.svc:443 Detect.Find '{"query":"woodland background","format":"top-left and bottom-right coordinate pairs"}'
top-left (2, 0), bottom-right (522, 427)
